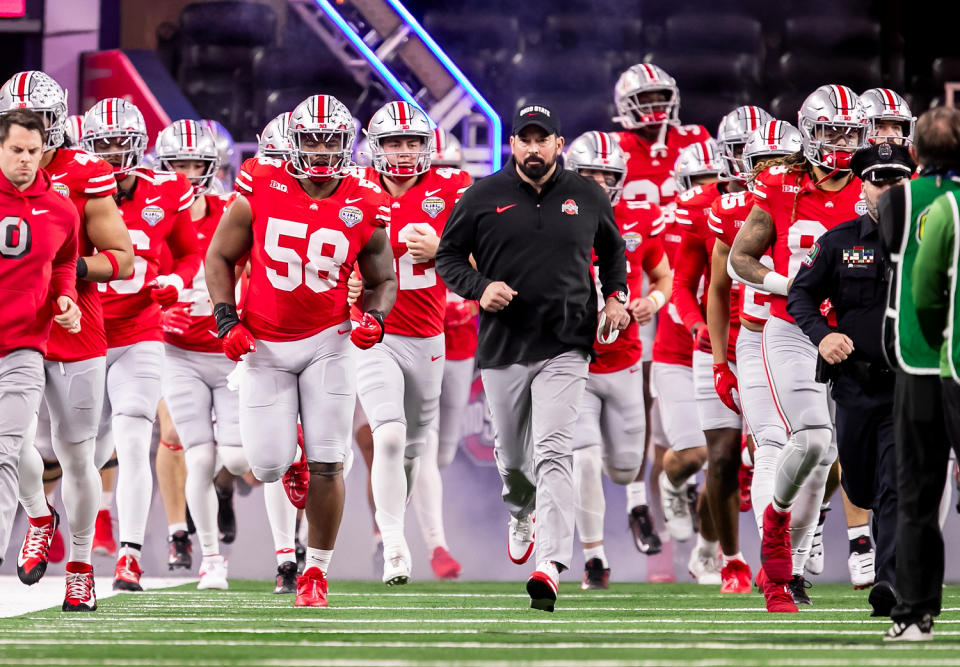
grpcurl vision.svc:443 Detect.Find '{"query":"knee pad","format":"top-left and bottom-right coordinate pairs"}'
top-left (309, 461), bottom-right (344, 478)
top-left (42, 458), bottom-right (62, 484)
top-left (607, 465), bottom-right (641, 486)
top-left (218, 446), bottom-right (250, 476)
top-left (372, 422), bottom-right (406, 459)
top-left (184, 444), bottom-right (217, 479)
top-left (574, 446), bottom-right (603, 480)
top-left (791, 428), bottom-right (833, 469)
top-left (251, 464), bottom-right (286, 484)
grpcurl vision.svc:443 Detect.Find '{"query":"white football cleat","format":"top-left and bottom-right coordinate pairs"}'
top-left (688, 548), bottom-right (722, 585)
top-left (660, 472), bottom-right (693, 542)
top-left (805, 506), bottom-right (828, 575)
top-left (507, 514), bottom-right (535, 564)
top-left (849, 547), bottom-right (876, 590)
top-left (197, 555), bottom-right (229, 590)
top-left (383, 543), bottom-right (411, 586)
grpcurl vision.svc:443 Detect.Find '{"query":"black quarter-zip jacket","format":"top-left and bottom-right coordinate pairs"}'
top-left (436, 156), bottom-right (627, 369)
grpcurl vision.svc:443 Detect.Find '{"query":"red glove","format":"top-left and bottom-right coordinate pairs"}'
top-left (223, 323), bottom-right (256, 362)
top-left (693, 323), bottom-right (712, 353)
top-left (351, 311), bottom-right (385, 350)
top-left (713, 362), bottom-right (741, 415)
top-left (444, 300), bottom-right (477, 328)
top-left (161, 304), bottom-right (192, 336)
top-left (149, 275), bottom-right (183, 307)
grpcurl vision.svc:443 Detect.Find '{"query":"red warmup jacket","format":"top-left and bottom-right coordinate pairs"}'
top-left (0, 168), bottom-right (79, 357)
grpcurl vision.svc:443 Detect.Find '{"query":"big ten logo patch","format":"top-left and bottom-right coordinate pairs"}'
top-left (460, 372), bottom-right (496, 466)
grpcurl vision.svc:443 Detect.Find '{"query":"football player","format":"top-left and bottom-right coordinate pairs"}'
top-left (353, 102), bottom-right (471, 585)
top-left (728, 84), bottom-right (870, 612)
top-left (82, 97), bottom-right (202, 592)
top-left (0, 72), bottom-right (134, 611)
top-left (206, 94), bottom-right (396, 607)
top-left (565, 131), bottom-right (672, 589)
top-left (860, 88), bottom-right (915, 147)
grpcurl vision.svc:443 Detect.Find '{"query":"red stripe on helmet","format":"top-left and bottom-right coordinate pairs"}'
top-left (317, 95), bottom-right (327, 124)
top-left (747, 106), bottom-right (759, 130)
top-left (396, 102), bottom-right (408, 124)
top-left (434, 128), bottom-right (444, 152)
top-left (642, 64), bottom-right (657, 81)
top-left (15, 72), bottom-right (28, 101)
top-left (597, 131), bottom-right (608, 158)
top-left (184, 120), bottom-right (193, 148)
top-left (881, 88), bottom-right (898, 111)
top-left (106, 98), bottom-right (114, 127)
top-left (833, 85), bottom-right (850, 113)
top-left (767, 121), bottom-right (778, 146)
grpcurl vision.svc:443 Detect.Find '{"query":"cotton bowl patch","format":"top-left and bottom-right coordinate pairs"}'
top-left (52, 182), bottom-right (70, 199)
top-left (623, 231), bottom-right (643, 252)
top-left (855, 199), bottom-right (869, 216)
top-left (422, 196), bottom-right (445, 218)
top-left (339, 205), bottom-right (363, 227)
top-left (141, 205), bottom-right (165, 226)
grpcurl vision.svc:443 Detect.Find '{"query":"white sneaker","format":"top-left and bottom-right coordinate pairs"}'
top-left (527, 560), bottom-right (559, 612)
top-left (507, 514), bottom-right (535, 564)
top-left (884, 615), bottom-right (933, 642)
top-left (688, 548), bottom-right (722, 585)
top-left (197, 555), bottom-right (228, 590)
top-left (660, 472), bottom-right (693, 542)
top-left (383, 542), bottom-right (411, 586)
top-left (805, 510), bottom-right (827, 576)
top-left (849, 547), bottom-right (876, 589)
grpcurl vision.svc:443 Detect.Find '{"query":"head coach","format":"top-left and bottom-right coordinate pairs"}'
top-left (435, 104), bottom-right (629, 612)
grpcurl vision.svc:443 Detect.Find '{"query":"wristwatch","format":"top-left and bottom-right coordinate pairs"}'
top-left (610, 290), bottom-right (628, 305)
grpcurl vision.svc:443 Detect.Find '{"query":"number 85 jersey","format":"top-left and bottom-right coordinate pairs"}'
top-left (356, 165), bottom-right (472, 337)
top-left (236, 157), bottom-right (391, 342)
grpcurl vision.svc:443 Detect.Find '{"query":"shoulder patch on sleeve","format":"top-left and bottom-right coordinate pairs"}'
top-left (802, 241), bottom-right (821, 267)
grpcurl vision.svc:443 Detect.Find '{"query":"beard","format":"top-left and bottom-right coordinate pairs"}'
top-left (518, 155), bottom-right (552, 180)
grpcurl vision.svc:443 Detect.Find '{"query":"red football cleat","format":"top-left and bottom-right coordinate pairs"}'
top-left (720, 558), bottom-right (752, 594)
top-left (93, 509), bottom-right (117, 557)
top-left (282, 425), bottom-right (310, 510)
top-left (295, 567), bottom-right (329, 607)
top-left (113, 553), bottom-right (144, 592)
top-left (760, 503), bottom-right (792, 584)
top-left (17, 509), bottom-right (60, 585)
top-left (62, 562), bottom-right (97, 612)
top-left (430, 546), bottom-right (462, 579)
top-left (756, 566), bottom-right (798, 613)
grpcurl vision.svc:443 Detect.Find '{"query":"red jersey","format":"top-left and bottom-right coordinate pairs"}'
top-left (99, 170), bottom-right (200, 348)
top-left (163, 192), bottom-right (236, 353)
top-left (614, 124), bottom-right (709, 205)
top-left (708, 190), bottom-right (773, 326)
top-left (354, 165), bottom-right (472, 338)
top-left (752, 165), bottom-right (864, 322)
top-left (0, 169), bottom-right (79, 357)
top-left (45, 148), bottom-right (117, 362)
top-left (444, 290), bottom-right (477, 361)
top-left (651, 209), bottom-right (693, 366)
top-left (673, 183), bottom-right (739, 361)
top-left (591, 200), bottom-right (665, 374)
top-left (235, 157), bottom-right (390, 342)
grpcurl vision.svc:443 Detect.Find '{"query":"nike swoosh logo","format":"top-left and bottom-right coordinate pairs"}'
top-left (496, 204), bottom-right (516, 214)
top-left (49, 172), bottom-right (67, 180)
top-left (145, 196), bottom-right (162, 204)
top-left (425, 189), bottom-right (442, 197)
top-left (629, 368), bottom-right (641, 373)
top-left (31, 209), bottom-right (48, 215)
top-left (431, 355), bottom-right (443, 362)
top-left (345, 197), bottom-right (363, 204)
top-left (337, 328), bottom-right (350, 335)
top-left (623, 222), bottom-right (638, 230)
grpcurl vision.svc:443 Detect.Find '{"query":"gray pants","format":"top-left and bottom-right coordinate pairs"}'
top-left (0, 349), bottom-right (44, 556)
top-left (481, 350), bottom-right (589, 570)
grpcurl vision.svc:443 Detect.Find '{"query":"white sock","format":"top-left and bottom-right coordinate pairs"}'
top-left (848, 524), bottom-right (870, 541)
top-left (184, 444), bottom-right (220, 557)
top-left (51, 437), bottom-right (101, 565)
top-left (371, 422), bottom-right (408, 550)
top-left (263, 480), bottom-right (296, 562)
top-left (790, 461), bottom-right (830, 576)
top-left (306, 547), bottom-right (333, 574)
top-left (722, 551), bottom-right (745, 566)
top-left (574, 446), bottom-right (605, 544)
top-left (168, 522), bottom-right (188, 535)
top-left (626, 480), bottom-right (647, 511)
top-left (696, 534), bottom-right (718, 558)
top-left (412, 429), bottom-right (448, 551)
top-left (100, 489), bottom-right (114, 511)
top-left (751, 445), bottom-right (778, 535)
top-left (17, 440), bottom-right (50, 519)
top-left (403, 456), bottom-right (419, 503)
top-left (583, 544), bottom-right (608, 568)
top-left (113, 415), bottom-right (154, 546)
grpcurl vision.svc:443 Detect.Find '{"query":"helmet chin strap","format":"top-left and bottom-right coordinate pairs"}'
top-left (650, 121), bottom-right (669, 159)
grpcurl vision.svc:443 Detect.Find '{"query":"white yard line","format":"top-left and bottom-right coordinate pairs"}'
top-left (0, 576), bottom-right (195, 619)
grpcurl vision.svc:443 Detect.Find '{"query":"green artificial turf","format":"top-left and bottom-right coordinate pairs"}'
top-left (1, 580), bottom-right (957, 666)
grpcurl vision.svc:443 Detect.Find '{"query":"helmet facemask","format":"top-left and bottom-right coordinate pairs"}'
top-left (868, 117), bottom-right (914, 146)
top-left (161, 157), bottom-right (219, 196)
top-left (804, 122), bottom-right (868, 171)
top-left (289, 128), bottom-right (352, 182)
top-left (370, 132), bottom-right (434, 178)
top-left (84, 132), bottom-right (146, 175)
top-left (616, 89), bottom-right (678, 130)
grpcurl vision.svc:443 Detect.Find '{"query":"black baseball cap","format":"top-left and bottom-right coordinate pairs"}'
top-left (851, 143), bottom-right (916, 183)
top-left (513, 104), bottom-right (561, 137)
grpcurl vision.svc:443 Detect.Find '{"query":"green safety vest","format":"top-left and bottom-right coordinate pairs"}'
top-left (944, 192), bottom-right (960, 383)
top-left (888, 177), bottom-right (960, 374)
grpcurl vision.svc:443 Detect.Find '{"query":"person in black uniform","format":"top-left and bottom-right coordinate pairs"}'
top-left (436, 104), bottom-right (629, 612)
top-left (786, 143), bottom-right (915, 618)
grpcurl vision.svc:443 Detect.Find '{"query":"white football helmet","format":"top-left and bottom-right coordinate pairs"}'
top-left (613, 63), bottom-right (680, 130)
top-left (64, 114), bottom-right (83, 148)
top-left (717, 105), bottom-right (774, 181)
top-left (742, 120), bottom-right (803, 173)
top-left (257, 112), bottom-right (293, 160)
top-left (565, 131), bottom-right (627, 204)
top-left (81, 98), bottom-right (147, 174)
top-left (432, 127), bottom-right (463, 168)
top-left (288, 94), bottom-right (355, 180)
top-left (156, 119), bottom-right (220, 196)
top-left (797, 85), bottom-right (869, 171)
top-left (860, 88), bottom-right (915, 145)
top-left (366, 101), bottom-right (434, 177)
top-left (0, 71), bottom-right (69, 150)
top-left (674, 139), bottom-right (724, 193)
